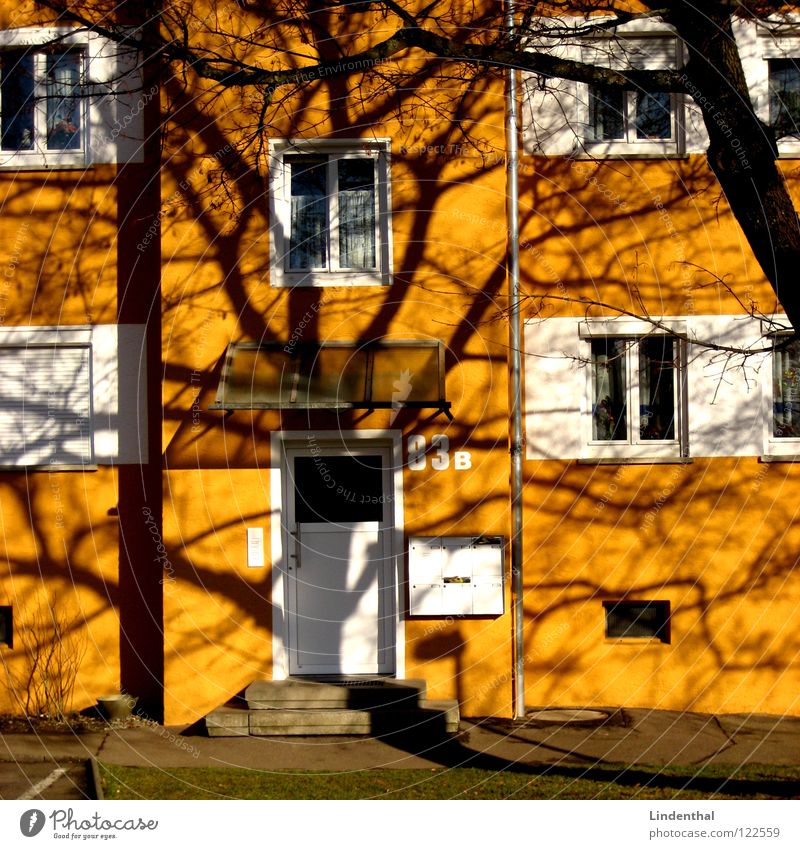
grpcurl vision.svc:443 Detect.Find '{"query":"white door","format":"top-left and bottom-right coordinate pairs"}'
top-left (284, 445), bottom-right (396, 675)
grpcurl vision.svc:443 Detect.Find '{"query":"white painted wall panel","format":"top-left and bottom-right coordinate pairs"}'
top-left (525, 315), bottom-right (771, 460)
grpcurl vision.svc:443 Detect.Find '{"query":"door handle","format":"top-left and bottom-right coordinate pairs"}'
top-left (289, 527), bottom-right (301, 568)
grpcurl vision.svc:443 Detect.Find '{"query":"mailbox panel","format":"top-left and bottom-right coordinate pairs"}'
top-left (408, 536), bottom-right (505, 616)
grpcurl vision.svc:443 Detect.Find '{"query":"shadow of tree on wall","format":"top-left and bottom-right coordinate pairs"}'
top-left (1, 1), bottom-right (798, 725)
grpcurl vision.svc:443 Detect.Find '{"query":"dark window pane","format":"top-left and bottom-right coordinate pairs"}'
top-left (591, 338), bottom-right (627, 441)
top-left (589, 85), bottom-right (624, 141)
top-left (294, 455), bottom-right (383, 522)
top-left (338, 158), bottom-right (375, 268)
top-left (46, 52), bottom-right (82, 150)
top-left (770, 59), bottom-right (800, 139)
top-left (773, 338), bottom-right (800, 438)
top-left (288, 155), bottom-right (328, 269)
top-left (635, 91), bottom-right (671, 139)
top-left (604, 600), bottom-right (669, 642)
top-left (639, 337), bottom-right (675, 440)
top-left (1, 50), bottom-right (34, 151)
top-left (0, 606), bottom-right (11, 647)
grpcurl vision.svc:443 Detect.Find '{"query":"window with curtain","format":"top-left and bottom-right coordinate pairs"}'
top-left (590, 335), bottom-right (679, 451)
top-left (1, 48), bottom-right (84, 154)
top-left (769, 58), bottom-right (800, 139)
top-left (588, 84), bottom-right (673, 144)
top-left (772, 337), bottom-right (800, 438)
top-left (270, 140), bottom-right (391, 287)
top-left (46, 51), bottom-right (82, 150)
top-left (581, 35), bottom-right (681, 155)
top-left (286, 153), bottom-right (377, 273)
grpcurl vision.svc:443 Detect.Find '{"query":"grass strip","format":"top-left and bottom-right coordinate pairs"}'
top-left (99, 762), bottom-right (800, 800)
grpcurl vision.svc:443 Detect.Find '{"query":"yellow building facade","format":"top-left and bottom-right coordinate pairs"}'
top-left (0, 4), bottom-right (799, 726)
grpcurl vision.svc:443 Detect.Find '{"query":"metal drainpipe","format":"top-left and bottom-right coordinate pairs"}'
top-left (505, 0), bottom-right (525, 720)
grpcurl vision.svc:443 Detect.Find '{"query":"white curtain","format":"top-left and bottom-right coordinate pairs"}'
top-left (592, 339), bottom-right (626, 440)
top-left (339, 188), bottom-right (375, 268)
top-left (773, 342), bottom-right (800, 437)
top-left (290, 194), bottom-right (327, 269)
top-left (46, 52), bottom-right (81, 150)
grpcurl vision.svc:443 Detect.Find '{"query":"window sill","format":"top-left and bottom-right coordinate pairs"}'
top-left (0, 163), bottom-right (92, 172)
top-left (571, 151), bottom-right (688, 161)
top-left (604, 638), bottom-right (670, 646)
top-left (760, 454), bottom-right (800, 463)
top-left (578, 456), bottom-right (691, 466)
top-left (270, 271), bottom-right (390, 288)
top-left (0, 464), bottom-right (98, 472)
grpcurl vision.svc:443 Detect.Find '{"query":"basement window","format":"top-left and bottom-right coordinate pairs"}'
top-left (211, 340), bottom-right (451, 418)
top-left (0, 606), bottom-right (11, 647)
top-left (603, 600), bottom-right (670, 643)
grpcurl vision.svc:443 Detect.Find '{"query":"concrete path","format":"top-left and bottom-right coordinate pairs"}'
top-left (2, 709), bottom-right (799, 799)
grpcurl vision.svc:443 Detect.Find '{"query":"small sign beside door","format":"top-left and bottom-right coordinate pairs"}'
top-left (247, 527), bottom-right (265, 568)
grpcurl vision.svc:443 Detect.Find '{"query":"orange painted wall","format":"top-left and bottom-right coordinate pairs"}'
top-left (0, 9), bottom-right (125, 717)
top-left (157, 27), bottom-right (517, 721)
top-left (520, 458), bottom-right (800, 715)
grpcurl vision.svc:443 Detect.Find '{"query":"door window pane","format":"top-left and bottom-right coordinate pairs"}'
top-left (294, 455), bottom-right (383, 522)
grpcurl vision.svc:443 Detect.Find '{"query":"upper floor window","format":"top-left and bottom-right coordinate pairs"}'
top-left (1, 48), bottom-right (84, 160)
top-left (581, 323), bottom-right (685, 460)
top-left (591, 336), bottom-right (677, 441)
top-left (771, 336), bottom-right (800, 439)
top-left (0, 28), bottom-right (146, 168)
top-left (269, 139), bottom-right (392, 287)
top-left (579, 35), bottom-right (683, 156)
top-left (768, 58), bottom-right (800, 138)
top-left (588, 85), bottom-right (673, 143)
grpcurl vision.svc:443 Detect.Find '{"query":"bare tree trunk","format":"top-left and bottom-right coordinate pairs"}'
top-left (664, 3), bottom-right (800, 331)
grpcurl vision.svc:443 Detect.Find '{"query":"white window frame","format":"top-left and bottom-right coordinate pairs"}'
top-left (0, 329), bottom-right (93, 468)
top-left (762, 328), bottom-right (800, 458)
top-left (577, 33), bottom-right (685, 157)
top-left (750, 20), bottom-right (800, 158)
top-left (269, 138), bottom-right (392, 287)
top-left (580, 319), bottom-right (687, 460)
top-left (0, 45), bottom-right (87, 167)
top-left (0, 27), bottom-right (144, 168)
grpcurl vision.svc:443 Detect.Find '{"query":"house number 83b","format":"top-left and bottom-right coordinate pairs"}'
top-left (407, 434), bottom-right (472, 471)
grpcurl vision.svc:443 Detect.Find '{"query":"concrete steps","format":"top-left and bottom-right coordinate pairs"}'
top-left (206, 678), bottom-right (459, 737)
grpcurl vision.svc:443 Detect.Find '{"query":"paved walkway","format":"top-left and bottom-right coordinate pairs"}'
top-left (2, 709), bottom-right (800, 799)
